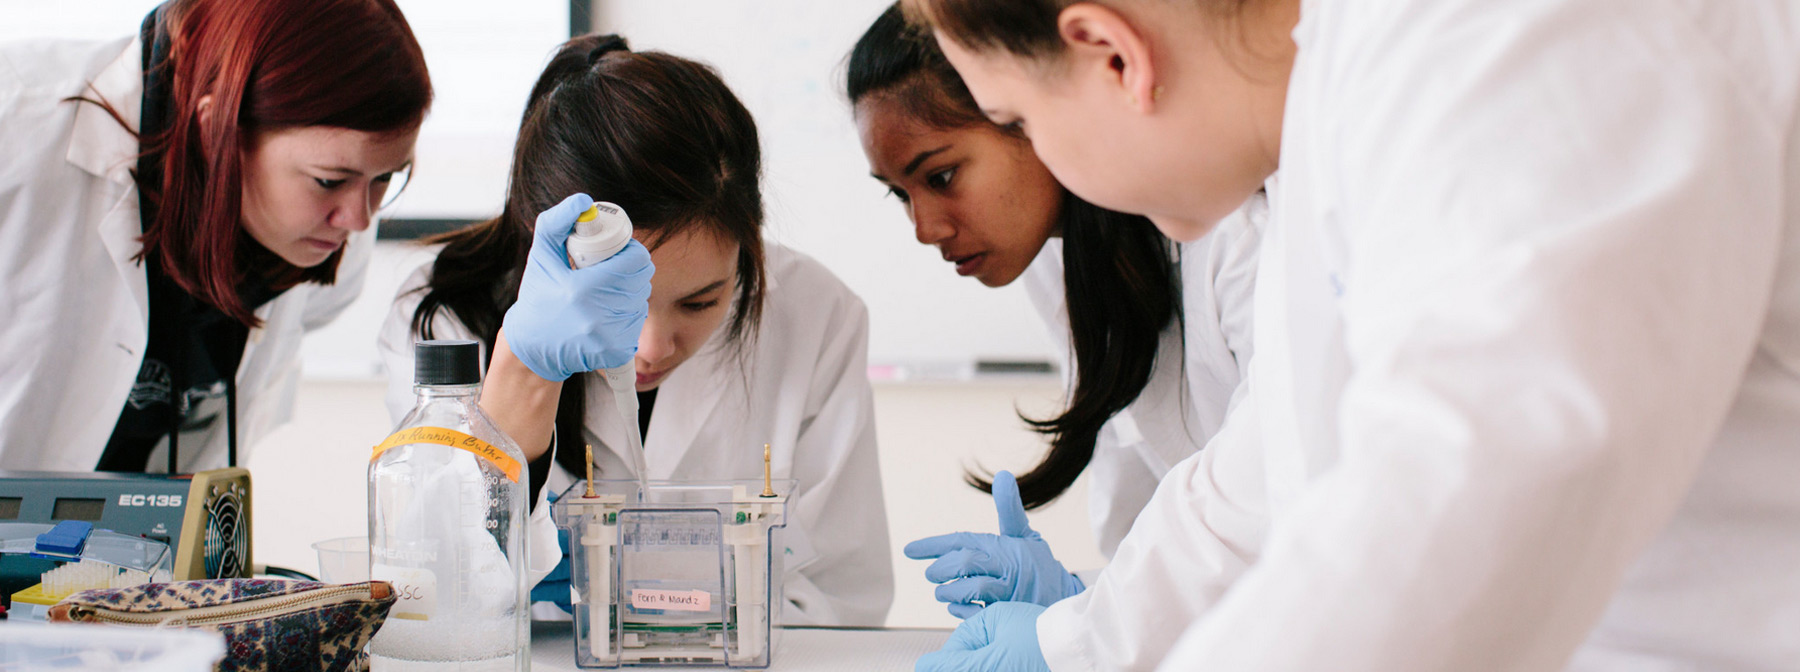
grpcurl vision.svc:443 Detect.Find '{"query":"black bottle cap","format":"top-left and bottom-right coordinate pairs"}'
top-left (414, 340), bottom-right (482, 386)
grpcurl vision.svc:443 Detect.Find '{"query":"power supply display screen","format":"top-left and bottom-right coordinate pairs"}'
top-left (0, 497), bottom-right (19, 519)
top-left (51, 497), bottom-right (105, 522)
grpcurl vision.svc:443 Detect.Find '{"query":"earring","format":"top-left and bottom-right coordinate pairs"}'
top-left (1128, 93), bottom-right (1139, 106)
top-left (1152, 85), bottom-right (1165, 101)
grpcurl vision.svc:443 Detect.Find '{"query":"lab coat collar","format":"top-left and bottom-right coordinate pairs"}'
top-left (653, 276), bottom-right (772, 476)
top-left (586, 270), bottom-right (765, 478)
top-left (66, 37), bottom-right (144, 187)
top-left (652, 340), bottom-right (739, 477)
top-left (586, 323), bottom-right (740, 480)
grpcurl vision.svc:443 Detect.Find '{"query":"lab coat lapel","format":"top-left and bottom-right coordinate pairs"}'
top-left (583, 372), bottom-right (641, 478)
top-left (652, 343), bottom-right (735, 478)
top-left (65, 38), bottom-right (142, 186)
top-left (69, 38), bottom-right (149, 325)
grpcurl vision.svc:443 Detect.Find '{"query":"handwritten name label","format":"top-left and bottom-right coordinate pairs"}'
top-left (631, 589), bottom-right (712, 612)
top-left (372, 427), bottom-right (521, 482)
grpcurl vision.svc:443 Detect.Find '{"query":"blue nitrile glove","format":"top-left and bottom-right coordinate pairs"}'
top-left (529, 497), bottom-right (574, 613)
top-left (904, 471), bottom-right (1083, 619)
top-left (915, 601), bottom-right (1049, 672)
top-left (502, 192), bottom-right (653, 381)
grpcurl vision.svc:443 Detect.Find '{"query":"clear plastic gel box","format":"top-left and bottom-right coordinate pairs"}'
top-left (552, 479), bottom-right (794, 669)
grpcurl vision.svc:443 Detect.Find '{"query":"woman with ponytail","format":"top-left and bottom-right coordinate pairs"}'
top-left (0, 0), bottom-right (430, 473)
top-left (846, 3), bottom-right (1261, 618)
top-left (378, 34), bottom-right (892, 626)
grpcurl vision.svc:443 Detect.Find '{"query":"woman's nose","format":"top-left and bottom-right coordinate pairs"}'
top-left (636, 315), bottom-right (677, 367)
top-left (330, 189), bottom-right (374, 232)
top-left (909, 196), bottom-right (954, 246)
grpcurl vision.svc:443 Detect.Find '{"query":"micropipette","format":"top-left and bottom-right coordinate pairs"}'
top-left (566, 202), bottom-right (649, 497)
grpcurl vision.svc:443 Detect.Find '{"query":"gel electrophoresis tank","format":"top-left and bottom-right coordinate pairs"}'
top-left (553, 479), bottom-right (792, 668)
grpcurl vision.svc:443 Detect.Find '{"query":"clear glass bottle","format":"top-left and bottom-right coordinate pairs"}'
top-left (369, 340), bottom-right (529, 671)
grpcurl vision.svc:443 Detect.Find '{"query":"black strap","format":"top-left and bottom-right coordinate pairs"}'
top-left (136, 3), bottom-right (238, 470)
top-left (136, 4), bottom-right (170, 202)
top-left (139, 4), bottom-right (179, 471)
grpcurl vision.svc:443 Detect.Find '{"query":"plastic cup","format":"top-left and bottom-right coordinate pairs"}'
top-left (312, 536), bottom-right (370, 584)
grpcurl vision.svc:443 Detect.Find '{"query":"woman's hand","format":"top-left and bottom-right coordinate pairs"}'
top-left (502, 192), bottom-right (653, 382)
top-left (483, 193), bottom-right (653, 461)
top-left (904, 471), bottom-right (1085, 618)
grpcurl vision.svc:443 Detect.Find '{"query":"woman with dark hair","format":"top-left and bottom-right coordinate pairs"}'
top-left (0, 0), bottom-right (430, 473)
top-left (378, 34), bottom-right (893, 626)
top-left (846, 3), bottom-right (1261, 618)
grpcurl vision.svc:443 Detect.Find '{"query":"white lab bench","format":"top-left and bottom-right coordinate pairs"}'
top-left (529, 621), bottom-right (950, 671)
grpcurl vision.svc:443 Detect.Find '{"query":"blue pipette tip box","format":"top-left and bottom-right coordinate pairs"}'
top-left (34, 520), bottom-right (93, 557)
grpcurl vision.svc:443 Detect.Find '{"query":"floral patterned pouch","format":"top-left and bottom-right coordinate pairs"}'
top-left (48, 579), bottom-right (395, 672)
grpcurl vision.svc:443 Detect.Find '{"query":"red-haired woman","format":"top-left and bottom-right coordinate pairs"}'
top-left (0, 0), bottom-right (430, 474)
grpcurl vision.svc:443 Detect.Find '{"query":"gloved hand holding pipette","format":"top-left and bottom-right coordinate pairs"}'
top-left (904, 471), bottom-right (1084, 619)
top-left (503, 192), bottom-right (653, 382)
top-left (914, 602), bottom-right (1050, 672)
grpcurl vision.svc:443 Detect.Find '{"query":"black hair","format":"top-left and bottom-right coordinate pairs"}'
top-left (412, 34), bottom-right (765, 477)
top-left (849, 4), bottom-right (1181, 510)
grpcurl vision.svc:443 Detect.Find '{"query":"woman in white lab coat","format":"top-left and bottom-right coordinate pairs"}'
top-left (846, 4), bottom-right (1259, 614)
top-left (378, 35), bottom-right (892, 627)
top-left (0, 0), bottom-right (428, 473)
top-left (908, 0), bottom-right (1800, 670)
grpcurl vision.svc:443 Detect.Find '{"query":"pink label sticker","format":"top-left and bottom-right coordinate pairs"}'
top-left (631, 588), bottom-right (713, 612)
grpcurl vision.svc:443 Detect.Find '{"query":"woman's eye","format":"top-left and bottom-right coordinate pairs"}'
top-left (372, 172), bottom-right (394, 184)
top-left (314, 178), bottom-right (347, 189)
top-left (681, 300), bottom-right (721, 313)
top-left (886, 186), bottom-right (910, 204)
top-left (927, 166), bottom-right (956, 189)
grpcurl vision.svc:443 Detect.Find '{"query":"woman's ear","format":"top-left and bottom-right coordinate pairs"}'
top-left (195, 94), bottom-right (214, 154)
top-left (1057, 2), bottom-right (1159, 114)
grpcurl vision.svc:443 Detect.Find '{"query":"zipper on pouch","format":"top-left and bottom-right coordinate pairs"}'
top-left (69, 583), bottom-right (387, 627)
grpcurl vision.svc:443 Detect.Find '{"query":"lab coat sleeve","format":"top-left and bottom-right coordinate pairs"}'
top-left (377, 263), bottom-right (432, 424)
top-left (1083, 417), bottom-right (1161, 560)
top-left (1156, 4), bottom-right (1785, 670)
top-left (1208, 205), bottom-right (1260, 394)
top-left (778, 288), bottom-right (894, 627)
top-left (1037, 377), bottom-right (1270, 671)
top-left (376, 261), bottom-right (484, 424)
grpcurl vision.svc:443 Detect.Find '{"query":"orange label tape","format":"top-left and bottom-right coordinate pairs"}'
top-left (372, 427), bottom-right (522, 483)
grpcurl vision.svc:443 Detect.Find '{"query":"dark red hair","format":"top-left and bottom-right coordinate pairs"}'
top-left (135, 0), bottom-right (432, 325)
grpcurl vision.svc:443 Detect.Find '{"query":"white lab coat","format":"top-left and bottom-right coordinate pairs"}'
top-left (0, 36), bottom-right (374, 472)
top-left (379, 242), bottom-right (894, 627)
top-left (1019, 205), bottom-right (1260, 558)
top-left (1040, 0), bottom-right (1800, 670)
